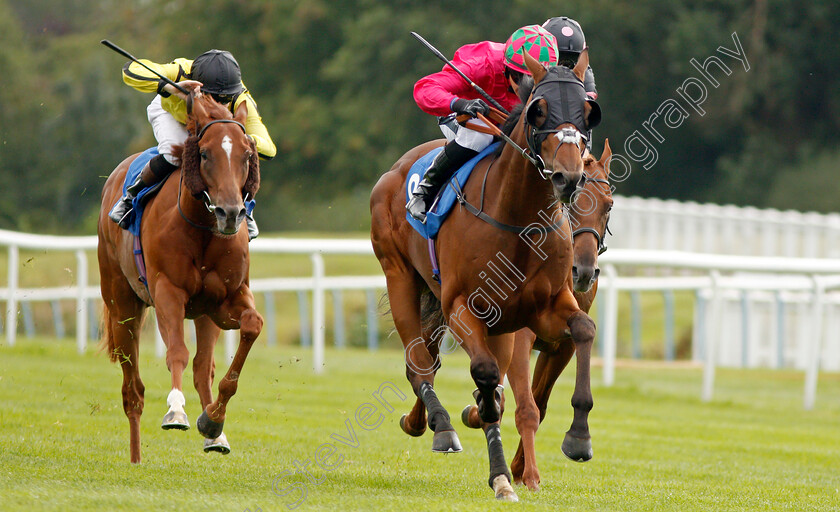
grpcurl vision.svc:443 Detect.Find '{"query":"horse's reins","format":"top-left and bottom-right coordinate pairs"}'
top-left (177, 119), bottom-right (247, 231)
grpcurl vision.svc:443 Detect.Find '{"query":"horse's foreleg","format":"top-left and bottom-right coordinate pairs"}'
top-left (562, 309), bottom-right (596, 462)
top-left (197, 286), bottom-right (262, 440)
top-left (446, 296), bottom-right (515, 501)
top-left (152, 278), bottom-right (191, 430)
top-left (461, 333), bottom-right (513, 430)
top-left (193, 316), bottom-right (228, 453)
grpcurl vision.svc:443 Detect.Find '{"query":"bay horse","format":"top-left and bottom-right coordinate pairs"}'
top-left (370, 51), bottom-right (600, 500)
top-left (462, 141), bottom-right (613, 491)
top-left (97, 90), bottom-right (262, 463)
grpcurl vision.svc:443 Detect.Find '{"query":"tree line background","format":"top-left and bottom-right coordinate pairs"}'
top-left (0, 0), bottom-right (837, 235)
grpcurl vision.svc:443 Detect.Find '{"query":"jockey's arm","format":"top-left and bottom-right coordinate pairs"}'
top-left (237, 94), bottom-right (276, 161)
top-left (414, 67), bottom-right (478, 117)
top-left (122, 58), bottom-right (193, 95)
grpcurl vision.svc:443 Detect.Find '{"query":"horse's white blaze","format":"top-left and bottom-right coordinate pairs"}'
top-left (166, 388), bottom-right (186, 412)
top-left (221, 135), bottom-right (233, 167)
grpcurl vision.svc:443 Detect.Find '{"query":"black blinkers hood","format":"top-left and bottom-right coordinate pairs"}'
top-left (526, 65), bottom-right (601, 139)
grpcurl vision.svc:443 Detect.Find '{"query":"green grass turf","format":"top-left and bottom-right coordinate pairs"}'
top-left (1, 338), bottom-right (838, 511)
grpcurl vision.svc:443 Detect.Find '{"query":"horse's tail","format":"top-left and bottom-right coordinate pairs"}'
top-left (99, 307), bottom-right (118, 363)
top-left (379, 287), bottom-right (445, 337)
top-left (420, 288), bottom-right (445, 334)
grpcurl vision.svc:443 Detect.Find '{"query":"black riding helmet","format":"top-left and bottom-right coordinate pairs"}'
top-left (542, 17), bottom-right (586, 67)
top-left (190, 49), bottom-right (243, 103)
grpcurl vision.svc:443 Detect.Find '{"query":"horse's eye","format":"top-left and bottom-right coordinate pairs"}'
top-left (200, 151), bottom-right (208, 161)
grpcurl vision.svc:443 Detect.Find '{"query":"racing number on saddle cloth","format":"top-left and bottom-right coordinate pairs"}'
top-left (407, 174), bottom-right (421, 196)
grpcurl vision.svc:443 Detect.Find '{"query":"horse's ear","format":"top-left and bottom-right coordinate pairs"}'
top-left (523, 49), bottom-right (547, 83)
top-left (573, 49), bottom-right (589, 83)
top-left (585, 98), bottom-right (602, 130)
top-left (234, 100), bottom-right (248, 125)
top-left (189, 90), bottom-right (207, 119)
top-left (600, 138), bottom-right (612, 175)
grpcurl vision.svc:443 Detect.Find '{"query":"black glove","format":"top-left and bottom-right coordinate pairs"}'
top-left (451, 98), bottom-right (490, 118)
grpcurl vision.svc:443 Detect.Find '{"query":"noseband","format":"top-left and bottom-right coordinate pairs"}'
top-left (571, 174), bottom-right (612, 255)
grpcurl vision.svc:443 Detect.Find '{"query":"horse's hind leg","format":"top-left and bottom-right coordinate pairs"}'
top-left (152, 278), bottom-right (191, 430)
top-left (400, 318), bottom-right (447, 438)
top-left (197, 285), bottom-right (263, 440)
top-left (100, 272), bottom-right (147, 462)
top-left (193, 316), bottom-right (229, 453)
top-left (388, 271), bottom-right (461, 453)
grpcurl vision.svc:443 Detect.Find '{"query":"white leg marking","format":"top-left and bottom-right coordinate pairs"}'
top-left (166, 388), bottom-right (186, 412)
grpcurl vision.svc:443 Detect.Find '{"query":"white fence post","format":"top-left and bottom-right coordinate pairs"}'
top-left (225, 329), bottom-right (237, 363)
top-left (6, 244), bottom-right (19, 346)
top-left (602, 264), bottom-right (619, 386)
top-left (804, 277), bottom-right (824, 410)
top-left (311, 252), bottom-right (325, 374)
top-left (75, 249), bottom-right (88, 354)
top-left (702, 271), bottom-right (722, 402)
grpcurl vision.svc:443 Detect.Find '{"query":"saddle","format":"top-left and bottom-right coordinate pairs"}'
top-left (405, 142), bottom-right (501, 240)
top-left (118, 147), bottom-right (171, 237)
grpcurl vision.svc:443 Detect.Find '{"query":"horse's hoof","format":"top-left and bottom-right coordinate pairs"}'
top-left (562, 432), bottom-right (593, 462)
top-left (399, 414), bottom-right (426, 437)
top-left (197, 410), bottom-right (225, 439)
top-left (523, 474), bottom-right (540, 492)
top-left (203, 432), bottom-right (231, 454)
top-left (431, 429), bottom-right (463, 453)
top-left (492, 475), bottom-right (519, 502)
top-left (461, 405), bottom-right (480, 429)
top-left (161, 410), bottom-right (190, 430)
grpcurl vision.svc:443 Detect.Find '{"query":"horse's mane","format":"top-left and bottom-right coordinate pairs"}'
top-left (493, 76), bottom-right (534, 157)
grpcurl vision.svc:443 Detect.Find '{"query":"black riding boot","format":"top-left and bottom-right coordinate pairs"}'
top-left (109, 154), bottom-right (177, 229)
top-left (406, 141), bottom-right (478, 223)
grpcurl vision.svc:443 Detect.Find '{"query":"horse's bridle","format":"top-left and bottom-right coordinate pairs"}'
top-left (570, 174), bottom-right (612, 255)
top-left (177, 119), bottom-right (248, 231)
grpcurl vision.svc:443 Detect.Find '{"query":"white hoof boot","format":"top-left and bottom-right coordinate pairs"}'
top-left (203, 432), bottom-right (231, 454)
top-left (492, 475), bottom-right (519, 502)
top-left (161, 389), bottom-right (189, 430)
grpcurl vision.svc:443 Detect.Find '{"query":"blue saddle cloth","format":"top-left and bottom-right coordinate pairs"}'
top-left (119, 147), bottom-right (161, 237)
top-left (405, 142), bottom-right (501, 239)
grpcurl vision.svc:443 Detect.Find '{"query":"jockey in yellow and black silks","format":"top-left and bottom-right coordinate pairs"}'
top-left (110, 49), bottom-right (276, 239)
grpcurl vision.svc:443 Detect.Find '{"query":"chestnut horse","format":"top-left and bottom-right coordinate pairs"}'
top-left (98, 91), bottom-right (262, 463)
top-left (370, 51), bottom-right (600, 500)
top-left (462, 141), bottom-right (613, 491)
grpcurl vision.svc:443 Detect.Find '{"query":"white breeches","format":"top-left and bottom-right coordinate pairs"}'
top-left (147, 95), bottom-right (189, 166)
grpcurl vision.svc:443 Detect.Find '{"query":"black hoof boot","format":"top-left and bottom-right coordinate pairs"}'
top-left (197, 410), bottom-right (225, 440)
top-left (431, 430), bottom-right (463, 453)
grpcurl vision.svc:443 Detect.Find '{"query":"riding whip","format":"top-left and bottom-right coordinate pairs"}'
top-left (100, 39), bottom-right (190, 96)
